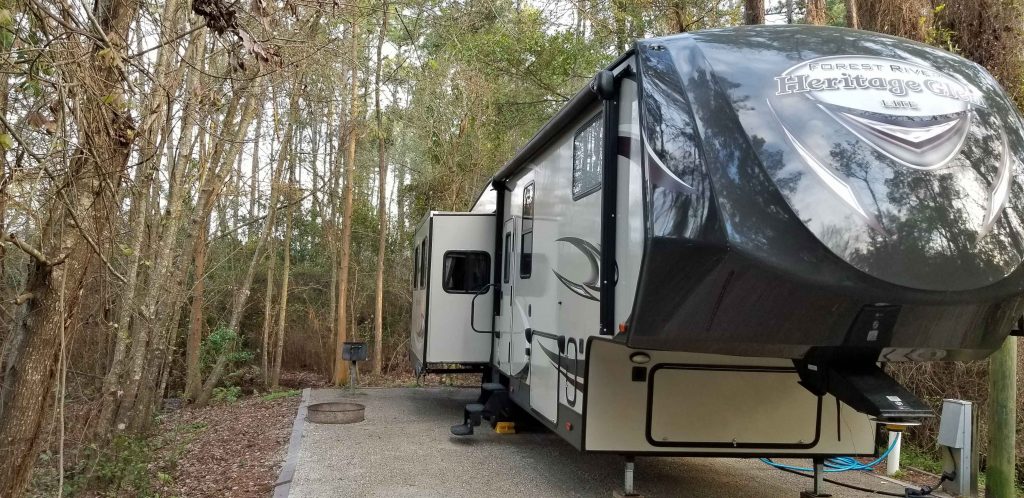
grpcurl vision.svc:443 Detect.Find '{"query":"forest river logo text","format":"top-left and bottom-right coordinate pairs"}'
top-left (772, 55), bottom-right (985, 171)
top-left (774, 58), bottom-right (984, 110)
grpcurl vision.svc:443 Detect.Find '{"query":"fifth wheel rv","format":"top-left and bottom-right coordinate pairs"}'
top-left (409, 25), bottom-right (1024, 493)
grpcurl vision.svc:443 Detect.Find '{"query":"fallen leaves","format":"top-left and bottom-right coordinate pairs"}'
top-left (154, 394), bottom-right (300, 498)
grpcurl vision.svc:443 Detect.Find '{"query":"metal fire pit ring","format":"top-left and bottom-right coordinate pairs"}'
top-left (306, 402), bottom-right (365, 424)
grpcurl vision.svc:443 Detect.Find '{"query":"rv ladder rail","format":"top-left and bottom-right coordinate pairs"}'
top-left (469, 283), bottom-right (499, 334)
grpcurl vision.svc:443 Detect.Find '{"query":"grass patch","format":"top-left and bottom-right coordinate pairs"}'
top-left (900, 444), bottom-right (943, 475)
top-left (261, 389), bottom-right (302, 401)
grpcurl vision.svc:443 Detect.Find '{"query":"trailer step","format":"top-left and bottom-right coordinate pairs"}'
top-left (481, 382), bottom-right (506, 392)
top-left (450, 423), bottom-right (473, 436)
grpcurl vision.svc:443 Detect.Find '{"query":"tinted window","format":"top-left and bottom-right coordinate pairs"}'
top-left (413, 245), bottom-right (420, 288)
top-left (442, 251), bottom-right (491, 293)
top-left (503, 232), bottom-right (511, 284)
top-left (419, 239), bottom-right (427, 288)
top-left (572, 113), bottom-right (603, 200)
top-left (520, 182), bottom-right (534, 278)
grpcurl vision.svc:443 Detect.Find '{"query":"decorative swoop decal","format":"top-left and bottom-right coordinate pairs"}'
top-left (552, 237), bottom-right (601, 301)
top-left (536, 341), bottom-right (586, 393)
top-left (770, 55), bottom-right (1015, 235)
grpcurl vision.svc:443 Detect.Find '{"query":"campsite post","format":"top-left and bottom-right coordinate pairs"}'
top-left (986, 336), bottom-right (1017, 497)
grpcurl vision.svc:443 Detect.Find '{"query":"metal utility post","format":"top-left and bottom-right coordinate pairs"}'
top-left (986, 337), bottom-right (1017, 498)
top-left (799, 458), bottom-right (831, 498)
top-left (613, 456), bottom-right (643, 498)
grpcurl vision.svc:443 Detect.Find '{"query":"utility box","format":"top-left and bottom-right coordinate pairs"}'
top-left (938, 399), bottom-right (978, 497)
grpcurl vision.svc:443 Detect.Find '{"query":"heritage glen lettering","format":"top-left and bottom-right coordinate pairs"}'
top-left (775, 72), bottom-right (983, 107)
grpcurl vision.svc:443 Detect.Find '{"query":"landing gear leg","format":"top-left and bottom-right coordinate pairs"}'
top-left (800, 458), bottom-right (832, 498)
top-left (613, 456), bottom-right (643, 498)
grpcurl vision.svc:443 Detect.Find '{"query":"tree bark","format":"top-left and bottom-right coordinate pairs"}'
top-left (845, 0), bottom-right (859, 28)
top-left (805, 0), bottom-right (827, 24)
top-left (745, 0), bottom-right (765, 24)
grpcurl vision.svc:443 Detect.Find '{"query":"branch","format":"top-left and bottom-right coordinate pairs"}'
top-left (1, 232), bottom-right (51, 266)
top-left (13, 292), bottom-right (34, 305)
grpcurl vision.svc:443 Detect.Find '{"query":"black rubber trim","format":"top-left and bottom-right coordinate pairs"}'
top-left (644, 364), bottom-right (823, 449)
top-left (599, 76), bottom-right (620, 336)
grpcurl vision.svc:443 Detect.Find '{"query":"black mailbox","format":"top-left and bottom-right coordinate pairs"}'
top-left (342, 341), bottom-right (367, 362)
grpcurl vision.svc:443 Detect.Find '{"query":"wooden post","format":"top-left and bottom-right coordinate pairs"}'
top-left (986, 336), bottom-right (1017, 498)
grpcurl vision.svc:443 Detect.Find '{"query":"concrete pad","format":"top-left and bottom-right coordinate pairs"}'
top-left (287, 387), bottom-right (943, 498)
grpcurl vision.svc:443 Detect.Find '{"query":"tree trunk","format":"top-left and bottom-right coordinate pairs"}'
top-left (845, 0), bottom-right (859, 28)
top-left (372, 2), bottom-right (389, 375)
top-left (270, 167), bottom-right (294, 389)
top-left (805, 0), bottom-right (827, 24)
top-left (334, 23), bottom-right (361, 386)
top-left (181, 86), bottom-right (255, 402)
top-left (260, 236), bottom-right (278, 387)
top-left (193, 89), bottom-right (273, 406)
top-left (745, 0), bottom-right (764, 24)
top-left (0, 0), bottom-right (139, 492)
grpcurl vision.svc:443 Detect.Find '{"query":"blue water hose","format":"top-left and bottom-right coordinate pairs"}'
top-left (760, 432), bottom-right (900, 472)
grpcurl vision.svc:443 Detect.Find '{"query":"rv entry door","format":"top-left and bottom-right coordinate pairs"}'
top-left (495, 217), bottom-right (516, 373)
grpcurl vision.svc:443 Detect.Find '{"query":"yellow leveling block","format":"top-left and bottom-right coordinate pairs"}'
top-left (495, 422), bottom-right (516, 434)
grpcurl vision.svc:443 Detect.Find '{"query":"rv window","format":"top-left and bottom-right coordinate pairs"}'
top-left (520, 182), bottom-right (534, 278)
top-left (413, 245), bottom-right (420, 288)
top-left (442, 251), bottom-right (491, 294)
top-left (419, 239), bottom-right (427, 288)
top-left (503, 232), bottom-right (512, 284)
top-left (572, 113), bottom-right (603, 200)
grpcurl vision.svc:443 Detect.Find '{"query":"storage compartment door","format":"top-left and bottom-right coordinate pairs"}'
top-left (648, 366), bottom-right (820, 447)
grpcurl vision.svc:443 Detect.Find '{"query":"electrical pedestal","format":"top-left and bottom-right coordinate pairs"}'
top-left (938, 399), bottom-right (978, 497)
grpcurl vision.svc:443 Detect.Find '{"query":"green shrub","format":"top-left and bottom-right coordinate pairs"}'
top-left (212, 386), bottom-right (242, 403)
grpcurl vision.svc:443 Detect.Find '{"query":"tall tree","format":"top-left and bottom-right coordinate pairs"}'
top-left (372, 3), bottom-right (390, 375)
top-left (334, 22), bottom-right (361, 386)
